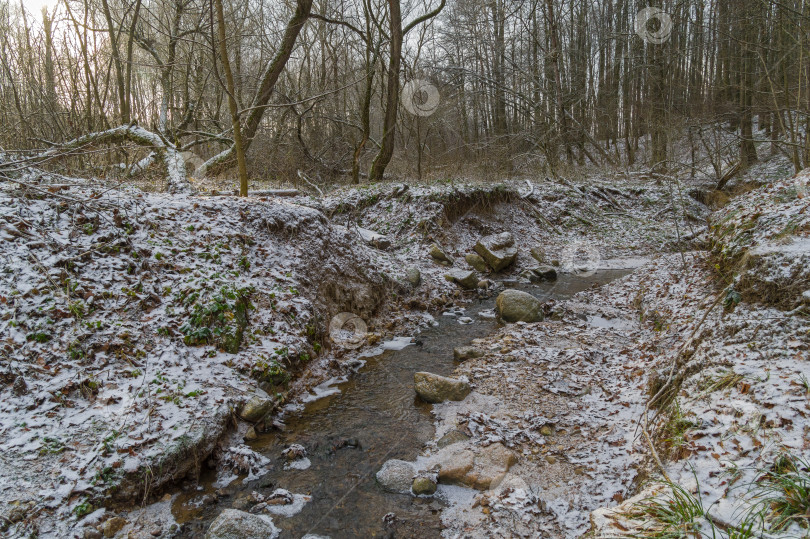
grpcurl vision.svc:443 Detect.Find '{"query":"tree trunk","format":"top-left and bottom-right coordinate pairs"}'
top-left (199, 0), bottom-right (313, 177)
top-left (215, 0), bottom-right (248, 196)
top-left (369, 0), bottom-right (403, 182)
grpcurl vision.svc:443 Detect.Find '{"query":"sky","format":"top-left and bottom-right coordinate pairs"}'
top-left (19, 0), bottom-right (60, 20)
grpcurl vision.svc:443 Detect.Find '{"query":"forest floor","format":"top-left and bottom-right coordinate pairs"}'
top-left (0, 154), bottom-right (807, 538)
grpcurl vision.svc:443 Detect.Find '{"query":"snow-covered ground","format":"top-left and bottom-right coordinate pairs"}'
top-left (4, 158), bottom-right (804, 538)
top-left (415, 171), bottom-right (808, 538)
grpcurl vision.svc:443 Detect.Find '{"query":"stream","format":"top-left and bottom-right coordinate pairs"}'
top-left (172, 270), bottom-right (632, 538)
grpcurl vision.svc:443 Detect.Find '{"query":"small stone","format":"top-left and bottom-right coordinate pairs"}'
top-left (432, 443), bottom-right (517, 490)
top-left (231, 494), bottom-right (253, 511)
top-left (445, 269), bottom-right (478, 290)
top-left (244, 426), bottom-right (257, 441)
top-left (437, 430), bottom-right (470, 448)
top-left (205, 509), bottom-right (279, 539)
top-left (84, 530), bottom-right (102, 539)
top-left (530, 246), bottom-right (545, 263)
top-left (525, 265), bottom-right (557, 282)
top-left (540, 426), bottom-right (552, 436)
top-left (412, 476), bottom-right (437, 496)
top-left (151, 528), bottom-right (162, 537)
top-left (281, 444), bottom-right (307, 461)
top-left (405, 267), bottom-right (421, 286)
top-left (101, 516), bottom-right (127, 538)
top-left (465, 253), bottom-right (489, 272)
top-left (453, 346), bottom-right (483, 361)
top-left (545, 455), bottom-right (557, 464)
top-left (376, 459), bottom-right (416, 494)
top-left (429, 244), bottom-right (453, 265)
top-left (414, 372), bottom-right (471, 403)
top-left (238, 396), bottom-right (275, 423)
top-left (357, 227), bottom-right (391, 250)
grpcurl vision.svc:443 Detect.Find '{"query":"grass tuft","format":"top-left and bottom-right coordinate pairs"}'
top-left (628, 480), bottom-right (705, 538)
top-left (747, 453), bottom-right (810, 532)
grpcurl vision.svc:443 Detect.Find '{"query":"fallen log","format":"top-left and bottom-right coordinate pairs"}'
top-left (11, 125), bottom-right (195, 195)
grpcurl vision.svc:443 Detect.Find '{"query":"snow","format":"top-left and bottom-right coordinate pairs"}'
top-left (381, 336), bottom-right (414, 350)
top-left (0, 177), bottom-right (392, 536)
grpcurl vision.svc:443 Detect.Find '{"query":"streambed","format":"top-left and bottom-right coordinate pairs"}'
top-left (173, 270), bottom-right (632, 538)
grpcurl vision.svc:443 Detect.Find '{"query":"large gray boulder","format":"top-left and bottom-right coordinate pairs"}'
top-left (474, 233), bottom-right (517, 272)
top-left (414, 372), bottom-right (471, 403)
top-left (376, 459), bottom-right (416, 493)
top-left (496, 289), bottom-right (543, 323)
top-left (445, 269), bottom-right (478, 290)
top-left (205, 509), bottom-right (279, 539)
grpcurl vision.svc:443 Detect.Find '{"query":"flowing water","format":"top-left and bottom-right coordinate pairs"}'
top-left (173, 270), bottom-right (632, 538)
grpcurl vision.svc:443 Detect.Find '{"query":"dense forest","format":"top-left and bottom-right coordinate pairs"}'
top-left (2, 0), bottom-right (810, 187)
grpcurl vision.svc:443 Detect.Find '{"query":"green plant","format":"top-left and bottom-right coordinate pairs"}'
top-left (39, 436), bottom-right (65, 456)
top-left (101, 431), bottom-right (119, 455)
top-left (73, 500), bottom-right (93, 517)
top-left (798, 373), bottom-right (810, 394)
top-left (93, 465), bottom-right (115, 484)
top-left (661, 400), bottom-right (698, 460)
top-left (724, 288), bottom-right (742, 312)
top-left (253, 356), bottom-right (290, 387)
top-left (67, 340), bottom-right (84, 360)
top-left (178, 283), bottom-right (253, 353)
top-left (628, 480), bottom-right (705, 538)
top-left (68, 300), bottom-right (85, 319)
top-left (747, 454), bottom-right (810, 531)
top-left (27, 331), bottom-right (51, 343)
top-left (701, 370), bottom-right (745, 394)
